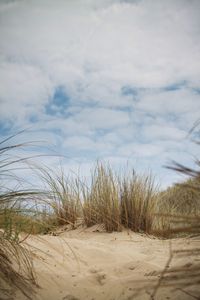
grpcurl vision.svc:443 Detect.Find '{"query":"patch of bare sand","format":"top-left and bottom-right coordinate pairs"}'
top-left (16, 228), bottom-right (200, 300)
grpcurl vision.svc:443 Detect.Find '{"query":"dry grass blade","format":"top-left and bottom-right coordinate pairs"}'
top-left (0, 235), bottom-right (37, 300)
top-left (82, 163), bottom-right (121, 232)
top-left (120, 173), bottom-right (157, 233)
top-left (82, 163), bottom-right (158, 233)
top-left (0, 133), bottom-right (43, 299)
top-left (149, 120), bottom-right (200, 299)
top-left (38, 166), bottom-right (81, 228)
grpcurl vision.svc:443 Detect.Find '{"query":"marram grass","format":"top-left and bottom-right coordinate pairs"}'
top-left (0, 135), bottom-right (43, 299)
top-left (39, 162), bottom-right (200, 236)
top-left (82, 163), bottom-right (121, 232)
top-left (37, 162), bottom-right (158, 233)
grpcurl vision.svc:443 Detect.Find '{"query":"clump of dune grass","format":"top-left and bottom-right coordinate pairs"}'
top-left (32, 160), bottom-right (200, 236)
top-left (120, 172), bottom-right (158, 234)
top-left (39, 162), bottom-right (158, 234)
top-left (39, 166), bottom-right (82, 228)
top-left (37, 162), bottom-right (158, 234)
top-left (82, 163), bottom-right (121, 232)
top-left (159, 177), bottom-right (200, 214)
top-left (159, 177), bottom-right (200, 237)
top-left (154, 176), bottom-right (200, 237)
top-left (81, 163), bottom-right (158, 233)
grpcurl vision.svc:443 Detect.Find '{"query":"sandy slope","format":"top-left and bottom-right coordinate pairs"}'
top-left (16, 227), bottom-right (200, 300)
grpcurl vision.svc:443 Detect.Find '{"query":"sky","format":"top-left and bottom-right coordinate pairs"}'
top-left (0, 0), bottom-right (200, 189)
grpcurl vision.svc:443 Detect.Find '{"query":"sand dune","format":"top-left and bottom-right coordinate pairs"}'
top-left (16, 227), bottom-right (200, 300)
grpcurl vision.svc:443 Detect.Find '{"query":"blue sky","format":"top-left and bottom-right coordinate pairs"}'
top-left (0, 0), bottom-right (200, 188)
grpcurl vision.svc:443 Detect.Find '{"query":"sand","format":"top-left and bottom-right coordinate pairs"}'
top-left (16, 227), bottom-right (200, 300)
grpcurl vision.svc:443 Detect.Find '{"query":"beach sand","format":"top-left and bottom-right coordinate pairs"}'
top-left (16, 227), bottom-right (200, 300)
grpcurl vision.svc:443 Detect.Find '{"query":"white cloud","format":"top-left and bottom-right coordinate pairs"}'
top-left (0, 61), bottom-right (52, 122)
top-left (74, 107), bottom-right (130, 130)
top-left (142, 124), bottom-right (186, 141)
top-left (137, 88), bottom-right (200, 117)
top-left (118, 142), bottom-right (163, 157)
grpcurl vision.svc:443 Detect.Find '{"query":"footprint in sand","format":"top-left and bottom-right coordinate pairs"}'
top-left (96, 273), bottom-right (106, 285)
top-left (89, 268), bottom-right (107, 285)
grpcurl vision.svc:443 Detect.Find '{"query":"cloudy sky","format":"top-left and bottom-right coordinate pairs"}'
top-left (0, 0), bottom-right (200, 188)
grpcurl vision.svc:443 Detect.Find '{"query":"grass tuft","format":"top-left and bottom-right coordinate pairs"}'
top-left (82, 163), bottom-right (121, 232)
top-left (39, 167), bottom-right (81, 228)
top-left (120, 172), bottom-right (157, 233)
